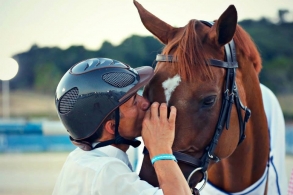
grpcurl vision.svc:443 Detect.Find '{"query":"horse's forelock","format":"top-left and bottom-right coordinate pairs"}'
top-left (162, 20), bottom-right (214, 81)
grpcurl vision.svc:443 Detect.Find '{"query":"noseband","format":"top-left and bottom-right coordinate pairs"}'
top-left (145, 21), bottom-right (251, 193)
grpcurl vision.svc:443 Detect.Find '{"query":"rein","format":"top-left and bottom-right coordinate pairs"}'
top-left (145, 21), bottom-right (251, 193)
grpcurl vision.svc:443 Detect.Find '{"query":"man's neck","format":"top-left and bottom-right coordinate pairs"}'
top-left (97, 134), bottom-right (131, 152)
top-left (112, 144), bottom-right (130, 152)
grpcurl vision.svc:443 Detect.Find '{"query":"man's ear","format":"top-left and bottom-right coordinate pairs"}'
top-left (104, 120), bottom-right (115, 135)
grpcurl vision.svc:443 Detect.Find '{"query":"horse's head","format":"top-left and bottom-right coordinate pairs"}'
top-left (134, 0), bottom-right (267, 192)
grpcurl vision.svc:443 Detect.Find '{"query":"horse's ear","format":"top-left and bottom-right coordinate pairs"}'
top-left (133, 0), bottom-right (176, 44)
top-left (213, 5), bottom-right (238, 46)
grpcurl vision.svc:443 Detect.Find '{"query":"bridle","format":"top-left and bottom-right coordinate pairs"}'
top-left (144, 21), bottom-right (251, 193)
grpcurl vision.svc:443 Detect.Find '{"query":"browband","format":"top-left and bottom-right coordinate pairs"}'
top-left (156, 54), bottom-right (238, 69)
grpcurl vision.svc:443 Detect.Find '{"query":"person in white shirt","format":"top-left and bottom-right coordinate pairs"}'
top-left (52, 58), bottom-right (191, 195)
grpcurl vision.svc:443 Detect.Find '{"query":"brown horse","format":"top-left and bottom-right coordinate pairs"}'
top-left (134, 1), bottom-right (270, 194)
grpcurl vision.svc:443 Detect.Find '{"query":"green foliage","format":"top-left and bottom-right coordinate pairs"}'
top-left (240, 19), bottom-right (293, 61)
top-left (34, 62), bottom-right (62, 94)
top-left (9, 20), bottom-right (293, 95)
top-left (98, 35), bottom-right (163, 67)
top-left (260, 57), bottom-right (293, 93)
top-left (10, 35), bottom-right (163, 94)
top-left (239, 20), bottom-right (293, 93)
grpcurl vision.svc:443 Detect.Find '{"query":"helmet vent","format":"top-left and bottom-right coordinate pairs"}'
top-left (59, 87), bottom-right (79, 114)
top-left (102, 72), bottom-right (135, 88)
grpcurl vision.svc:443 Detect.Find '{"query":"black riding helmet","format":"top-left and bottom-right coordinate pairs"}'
top-left (55, 58), bottom-right (154, 149)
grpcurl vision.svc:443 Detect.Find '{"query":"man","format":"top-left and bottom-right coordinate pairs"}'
top-left (52, 58), bottom-right (191, 195)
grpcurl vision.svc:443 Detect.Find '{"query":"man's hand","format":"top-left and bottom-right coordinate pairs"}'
top-left (142, 102), bottom-right (177, 158)
top-left (141, 102), bottom-right (191, 195)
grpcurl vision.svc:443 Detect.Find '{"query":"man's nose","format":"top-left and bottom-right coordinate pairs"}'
top-left (140, 97), bottom-right (150, 111)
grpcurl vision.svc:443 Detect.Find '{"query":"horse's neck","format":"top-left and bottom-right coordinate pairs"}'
top-left (139, 155), bottom-right (158, 186)
top-left (208, 71), bottom-right (270, 192)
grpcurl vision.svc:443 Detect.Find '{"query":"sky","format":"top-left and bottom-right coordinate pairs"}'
top-left (1, 0), bottom-right (293, 58)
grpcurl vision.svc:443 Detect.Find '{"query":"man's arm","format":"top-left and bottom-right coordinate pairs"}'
top-left (142, 102), bottom-right (191, 195)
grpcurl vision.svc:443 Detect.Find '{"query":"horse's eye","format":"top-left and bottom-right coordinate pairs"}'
top-left (203, 96), bottom-right (216, 107)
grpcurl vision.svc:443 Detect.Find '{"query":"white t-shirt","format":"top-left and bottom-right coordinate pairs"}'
top-left (52, 145), bottom-right (163, 195)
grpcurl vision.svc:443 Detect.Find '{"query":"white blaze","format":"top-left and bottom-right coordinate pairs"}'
top-left (162, 74), bottom-right (181, 105)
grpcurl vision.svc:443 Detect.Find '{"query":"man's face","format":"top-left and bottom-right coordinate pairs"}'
top-left (118, 93), bottom-right (150, 139)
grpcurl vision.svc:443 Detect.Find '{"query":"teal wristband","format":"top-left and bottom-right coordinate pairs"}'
top-left (151, 154), bottom-right (177, 165)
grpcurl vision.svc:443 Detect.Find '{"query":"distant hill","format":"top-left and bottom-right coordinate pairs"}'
top-left (8, 19), bottom-right (293, 95)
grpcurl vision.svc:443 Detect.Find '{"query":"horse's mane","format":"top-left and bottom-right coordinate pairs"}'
top-left (234, 25), bottom-right (262, 73)
top-left (161, 20), bottom-right (262, 81)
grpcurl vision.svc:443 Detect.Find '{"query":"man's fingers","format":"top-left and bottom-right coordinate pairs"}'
top-left (144, 107), bottom-right (151, 120)
top-left (168, 106), bottom-right (177, 124)
top-left (159, 103), bottom-right (168, 120)
top-left (150, 102), bottom-right (159, 119)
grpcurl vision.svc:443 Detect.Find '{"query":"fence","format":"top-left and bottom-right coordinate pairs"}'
top-left (0, 120), bottom-right (293, 155)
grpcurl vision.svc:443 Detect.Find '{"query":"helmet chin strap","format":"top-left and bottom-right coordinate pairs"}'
top-left (93, 108), bottom-right (141, 149)
top-left (70, 108), bottom-right (141, 151)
